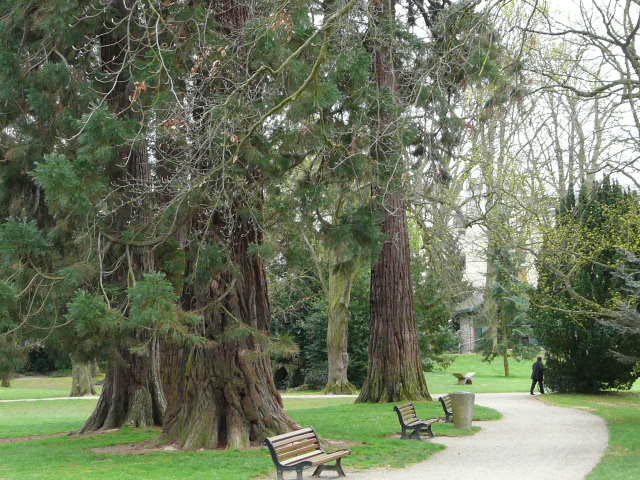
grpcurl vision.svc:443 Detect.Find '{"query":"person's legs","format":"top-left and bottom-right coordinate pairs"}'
top-left (539, 380), bottom-right (545, 394)
top-left (530, 379), bottom-right (537, 394)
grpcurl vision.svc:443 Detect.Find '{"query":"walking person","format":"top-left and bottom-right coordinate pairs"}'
top-left (530, 357), bottom-right (545, 395)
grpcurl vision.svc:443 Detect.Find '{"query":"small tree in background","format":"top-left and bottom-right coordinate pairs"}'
top-left (412, 259), bottom-right (458, 372)
top-left (480, 245), bottom-right (537, 376)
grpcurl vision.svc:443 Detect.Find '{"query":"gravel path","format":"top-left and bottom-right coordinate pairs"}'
top-left (343, 393), bottom-right (608, 480)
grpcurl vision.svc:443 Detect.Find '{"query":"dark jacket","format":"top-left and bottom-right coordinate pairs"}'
top-left (531, 360), bottom-right (544, 381)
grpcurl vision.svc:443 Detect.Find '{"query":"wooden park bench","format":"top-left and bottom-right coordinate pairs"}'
top-left (393, 402), bottom-right (439, 440)
top-left (452, 371), bottom-right (475, 385)
top-left (438, 394), bottom-right (454, 423)
top-left (264, 427), bottom-right (351, 480)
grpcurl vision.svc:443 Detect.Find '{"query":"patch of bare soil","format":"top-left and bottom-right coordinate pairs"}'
top-left (91, 438), bottom-right (179, 455)
top-left (0, 428), bottom-right (120, 444)
top-left (0, 432), bottom-right (68, 444)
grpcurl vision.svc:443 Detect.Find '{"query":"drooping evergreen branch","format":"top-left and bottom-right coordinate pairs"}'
top-left (221, 0), bottom-right (358, 109)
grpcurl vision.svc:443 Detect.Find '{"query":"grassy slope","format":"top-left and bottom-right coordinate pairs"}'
top-left (0, 398), bottom-right (499, 480)
top-left (542, 393), bottom-right (640, 480)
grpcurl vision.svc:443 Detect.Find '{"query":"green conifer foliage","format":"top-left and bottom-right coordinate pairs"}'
top-left (532, 180), bottom-right (640, 392)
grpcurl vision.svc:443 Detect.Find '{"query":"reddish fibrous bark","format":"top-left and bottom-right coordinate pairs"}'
top-left (358, 192), bottom-right (431, 402)
top-left (80, 344), bottom-right (165, 432)
top-left (162, 213), bottom-right (296, 449)
top-left (357, 0), bottom-right (431, 403)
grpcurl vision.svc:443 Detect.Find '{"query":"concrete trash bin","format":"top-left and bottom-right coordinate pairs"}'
top-left (450, 391), bottom-right (475, 430)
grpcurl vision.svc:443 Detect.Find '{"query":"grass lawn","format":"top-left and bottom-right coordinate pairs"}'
top-left (542, 392), bottom-right (640, 480)
top-left (0, 397), bottom-right (499, 480)
top-left (0, 399), bottom-right (98, 439)
top-left (0, 376), bottom-right (73, 400)
top-left (425, 353), bottom-right (537, 394)
top-left (3, 357), bottom-right (636, 402)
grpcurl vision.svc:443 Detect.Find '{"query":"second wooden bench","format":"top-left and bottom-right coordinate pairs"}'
top-left (438, 394), bottom-right (453, 423)
top-left (393, 402), bottom-right (439, 440)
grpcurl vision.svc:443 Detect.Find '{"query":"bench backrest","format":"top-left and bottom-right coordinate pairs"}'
top-left (439, 394), bottom-right (452, 415)
top-left (394, 403), bottom-right (418, 427)
top-left (264, 428), bottom-right (322, 467)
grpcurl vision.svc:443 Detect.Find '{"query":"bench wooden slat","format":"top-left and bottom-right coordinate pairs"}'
top-left (407, 418), bottom-right (438, 427)
top-left (309, 450), bottom-right (350, 466)
top-left (281, 449), bottom-right (325, 466)
top-left (274, 433), bottom-right (318, 450)
top-left (276, 437), bottom-right (319, 455)
top-left (279, 443), bottom-right (322, 461)
top-left (268, 427), bottom-right (314, 444)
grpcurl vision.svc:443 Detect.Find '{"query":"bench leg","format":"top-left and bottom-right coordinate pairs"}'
top-left (276, 470), bottom-right (284, 480)
top-left (297, 469), bottom-right (304, 480)
top-left (312, 461), bottom-right (346, 478)
top-left (426, 424), bottom-right (434, 438)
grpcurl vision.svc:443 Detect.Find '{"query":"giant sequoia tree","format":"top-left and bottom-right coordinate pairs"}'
top-left (0, 0), bottom-right (317, 445)
top-left (356, 0), bottom-right (431, 403)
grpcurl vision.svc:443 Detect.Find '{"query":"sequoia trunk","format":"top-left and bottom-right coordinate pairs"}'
top-left (80, 341), bottom-right (165, 432)
top-left (162, 214), bottom-right (296, 449)
top-left (357, 0), bottom-right (430, 402)
top-left (358, 192), bottom-right (431, 402)
top-left (80, 0), bottom-right (163, 431)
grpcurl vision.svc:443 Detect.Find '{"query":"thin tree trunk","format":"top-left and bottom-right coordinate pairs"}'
top-left (1, 374), bottom-right (10, 388)
top-left (70, 355), bottom-right (96, 397)
top-left (484, 238), bottom-right (499, 354)
top-left (481, 119), bottom-right (499, 354)
top-left (503, 350), bottom-right (510, 377)
top-left (324, 253), bottom-right (359, 395)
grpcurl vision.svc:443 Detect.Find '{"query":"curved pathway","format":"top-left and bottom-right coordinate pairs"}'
top-left (346, 393), bottom-right (608, 480)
